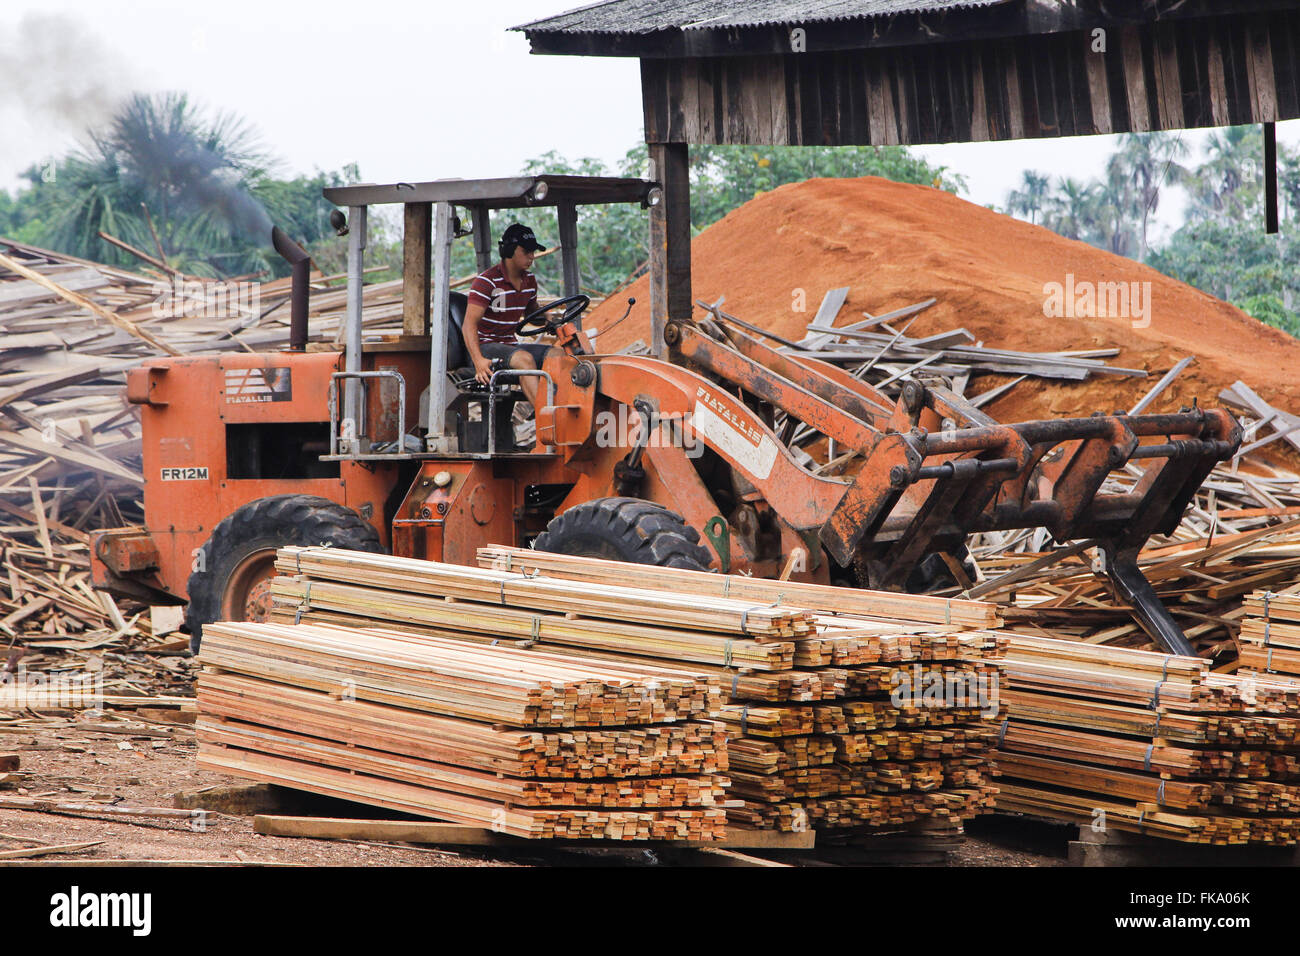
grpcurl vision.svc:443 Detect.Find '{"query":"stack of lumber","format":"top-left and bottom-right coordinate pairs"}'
top-left (1239, 588), bottom-right (1300, 679)
top-left (994, 634), bottom-right (1300, 844)
top-left (267, 545), bottom-right (1005, 840)
top-left (195, 621), bottom-right (728, 840)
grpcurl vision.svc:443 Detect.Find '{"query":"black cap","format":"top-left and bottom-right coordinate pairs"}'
top-left (501, 223), bottom-right (546, 253)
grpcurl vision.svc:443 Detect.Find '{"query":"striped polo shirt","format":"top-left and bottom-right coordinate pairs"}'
top-left (467, 264), bottom-right (539, 344)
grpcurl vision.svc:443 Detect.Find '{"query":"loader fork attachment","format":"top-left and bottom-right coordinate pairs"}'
top-left (1100, 545), bottom-right (1196, 657)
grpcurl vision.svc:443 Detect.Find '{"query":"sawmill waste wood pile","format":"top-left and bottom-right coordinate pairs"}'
top-left (265, 545), bottom-right (1006, 840)
top-left (995, 634), bottom-right (1300, 845)
top-left (195, 621), bottom-right (728, 840)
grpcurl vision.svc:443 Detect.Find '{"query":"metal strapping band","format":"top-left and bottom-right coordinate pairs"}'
top-left (996, 718), bottom-right (1009, 748)
top-left (724, 640), bottom-right (733, 668)
top-left (1157, 779), bottom-right (1166, 804)
top-left (1138, 809), bottom-right (1146, 832)
top-left (740, 600), bottom-right (782, 637)
top-left (945, 600), bottom-right (952, 626)
top-left (1161, 656), bottom-right (1173, 681)
top-left (1151, 681), bottom-right (1163, 710)
top-left (293, 581), bottom-right (312, 625)
top-left (295, 549), bottom-right (302, 575)
top-left (731, 672), bottom-right (741, 696)
top-left (740, 704), bottom-right (749, 737)
top-left (504, 554), bottom-right (512, 571)
top-left (1143, 743), bottom-right (1155, 772)
top-left (722, 577), bottom-right (731, 598)
top-left (1153, 712), bottom-right (1161, 737)
top-left (1264, 592), bottom-right (1272, 646)
top-left (499, 580), bottom-right (507, 605)
top-left (1268, 647), bottom-right (1275, 672)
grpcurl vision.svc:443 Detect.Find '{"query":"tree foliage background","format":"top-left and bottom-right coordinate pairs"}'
top-left (1003, 128), bottom-right (1300, 336)
top-left (1, 93), bottom-right (1296, 340)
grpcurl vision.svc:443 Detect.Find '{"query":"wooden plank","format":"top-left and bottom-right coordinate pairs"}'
top-left (478, 546), bottom-right (1001, 628)
top-left (401, 202), bottom-right (431, 335)
top-left (0, 841), bottom-right (102, 860)
top-left (253, 814), bottom-right (815, 849)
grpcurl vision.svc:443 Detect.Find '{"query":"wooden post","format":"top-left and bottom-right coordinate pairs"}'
top-left (402, 202), bottom-right (432, 335)
top-left (471, 205), bottom-right (493, 272)
top-left (556, 200), bottom-right (580, 297)
top-left (648, 142), bottom-right (692, 360)
top-left (1265, 121), bottom-right (1279, 235)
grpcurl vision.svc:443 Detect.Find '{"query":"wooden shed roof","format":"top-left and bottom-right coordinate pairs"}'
top-left (518, 0), bottom-right (1004, 36)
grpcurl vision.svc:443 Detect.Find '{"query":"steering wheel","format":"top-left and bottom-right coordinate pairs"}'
top-left (515, 294), bottom-right (591, 337)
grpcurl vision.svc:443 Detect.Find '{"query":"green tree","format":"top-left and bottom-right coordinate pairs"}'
top-left (1043, 177), bottom-right (1097, 241)
top-left (1115, 132), bottom-right (1189, 260)
top-left (2, 92), bottom-right (356, 278)
top-left (1006, 170), bottom-right (1050, 225)
top-left (1189, 126), bottom-right (1261, 223)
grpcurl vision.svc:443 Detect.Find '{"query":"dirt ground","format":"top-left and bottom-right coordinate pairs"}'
top-left (0, 714), bottom-right (1065, 867)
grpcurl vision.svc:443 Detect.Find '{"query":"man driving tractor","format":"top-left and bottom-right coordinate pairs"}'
top-left (462, 222), bottom-right (552, 407)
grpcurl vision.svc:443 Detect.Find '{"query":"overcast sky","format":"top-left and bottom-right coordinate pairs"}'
top-left (3, 0), bottom-right (1297, 235)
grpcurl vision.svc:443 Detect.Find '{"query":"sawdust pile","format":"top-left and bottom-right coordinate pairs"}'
top-left (588, 176), bottom-right (1300, 424)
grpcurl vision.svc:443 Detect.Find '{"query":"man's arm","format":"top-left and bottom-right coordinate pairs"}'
top-left (461, 301), bottom-right (496, 384)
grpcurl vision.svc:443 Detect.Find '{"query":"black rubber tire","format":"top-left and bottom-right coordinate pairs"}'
top-left (906, 545), bottom-right (978, 593)
top-left (533, 497), bottom-right (714, 571)
top-left (186, 495), bottom-right (383, 653)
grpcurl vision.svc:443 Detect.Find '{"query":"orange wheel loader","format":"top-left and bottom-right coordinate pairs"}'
top-left (88, 174), bottom-right (1240, 657)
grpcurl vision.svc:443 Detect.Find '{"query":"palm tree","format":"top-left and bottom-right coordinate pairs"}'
top-left (1190, 126), bottom-right (1261, 222)
top-left (1094, 156), bottom-right (1140, 258)
top-left (1043, 177), bottom-right (1097, 241)
top-left (41, 93), bottom-right (279, 276)
top-left (1007, 170), bottom-right (1051, 225)
top-left (1116, 132), bottom-right (1189, 260)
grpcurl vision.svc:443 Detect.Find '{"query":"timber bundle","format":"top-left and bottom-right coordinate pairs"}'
top-left (995, 634), bottom-right (1300, 844)
top-left (1240, 588), bottom-right (1300, 680)
top-left (263, 545), bottom-right (1006, 840)
top-left (195, 621), bottom-right (729, 840)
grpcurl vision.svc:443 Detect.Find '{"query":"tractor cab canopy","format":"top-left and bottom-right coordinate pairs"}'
top-left (321, 174), bottom-right (661, 457)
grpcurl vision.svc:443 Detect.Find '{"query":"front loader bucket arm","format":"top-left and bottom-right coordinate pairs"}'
top-left (577, 353), bottom-right (851, 531)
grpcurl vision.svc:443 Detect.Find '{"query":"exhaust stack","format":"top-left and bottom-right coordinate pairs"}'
top-left (271, 226), bottom-right (311, 351)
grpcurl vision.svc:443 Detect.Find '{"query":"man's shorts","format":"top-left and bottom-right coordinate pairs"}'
top-left (479, 342), bottom-right (552, 366)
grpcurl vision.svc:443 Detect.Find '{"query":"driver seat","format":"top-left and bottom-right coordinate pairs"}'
top-left (443, 291), bottom-right (525, 452)
top-left (446, 291), bottom-right (508, 391)
top-left (445, 291), bottom-right (471, 376)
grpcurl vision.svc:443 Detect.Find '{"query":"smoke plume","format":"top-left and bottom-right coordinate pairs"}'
top-left (0, 13), bottom-right (137, 137)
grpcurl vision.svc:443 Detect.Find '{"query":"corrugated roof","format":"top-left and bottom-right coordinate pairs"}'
top-left (517, 0), bottom-right (1006, 35)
